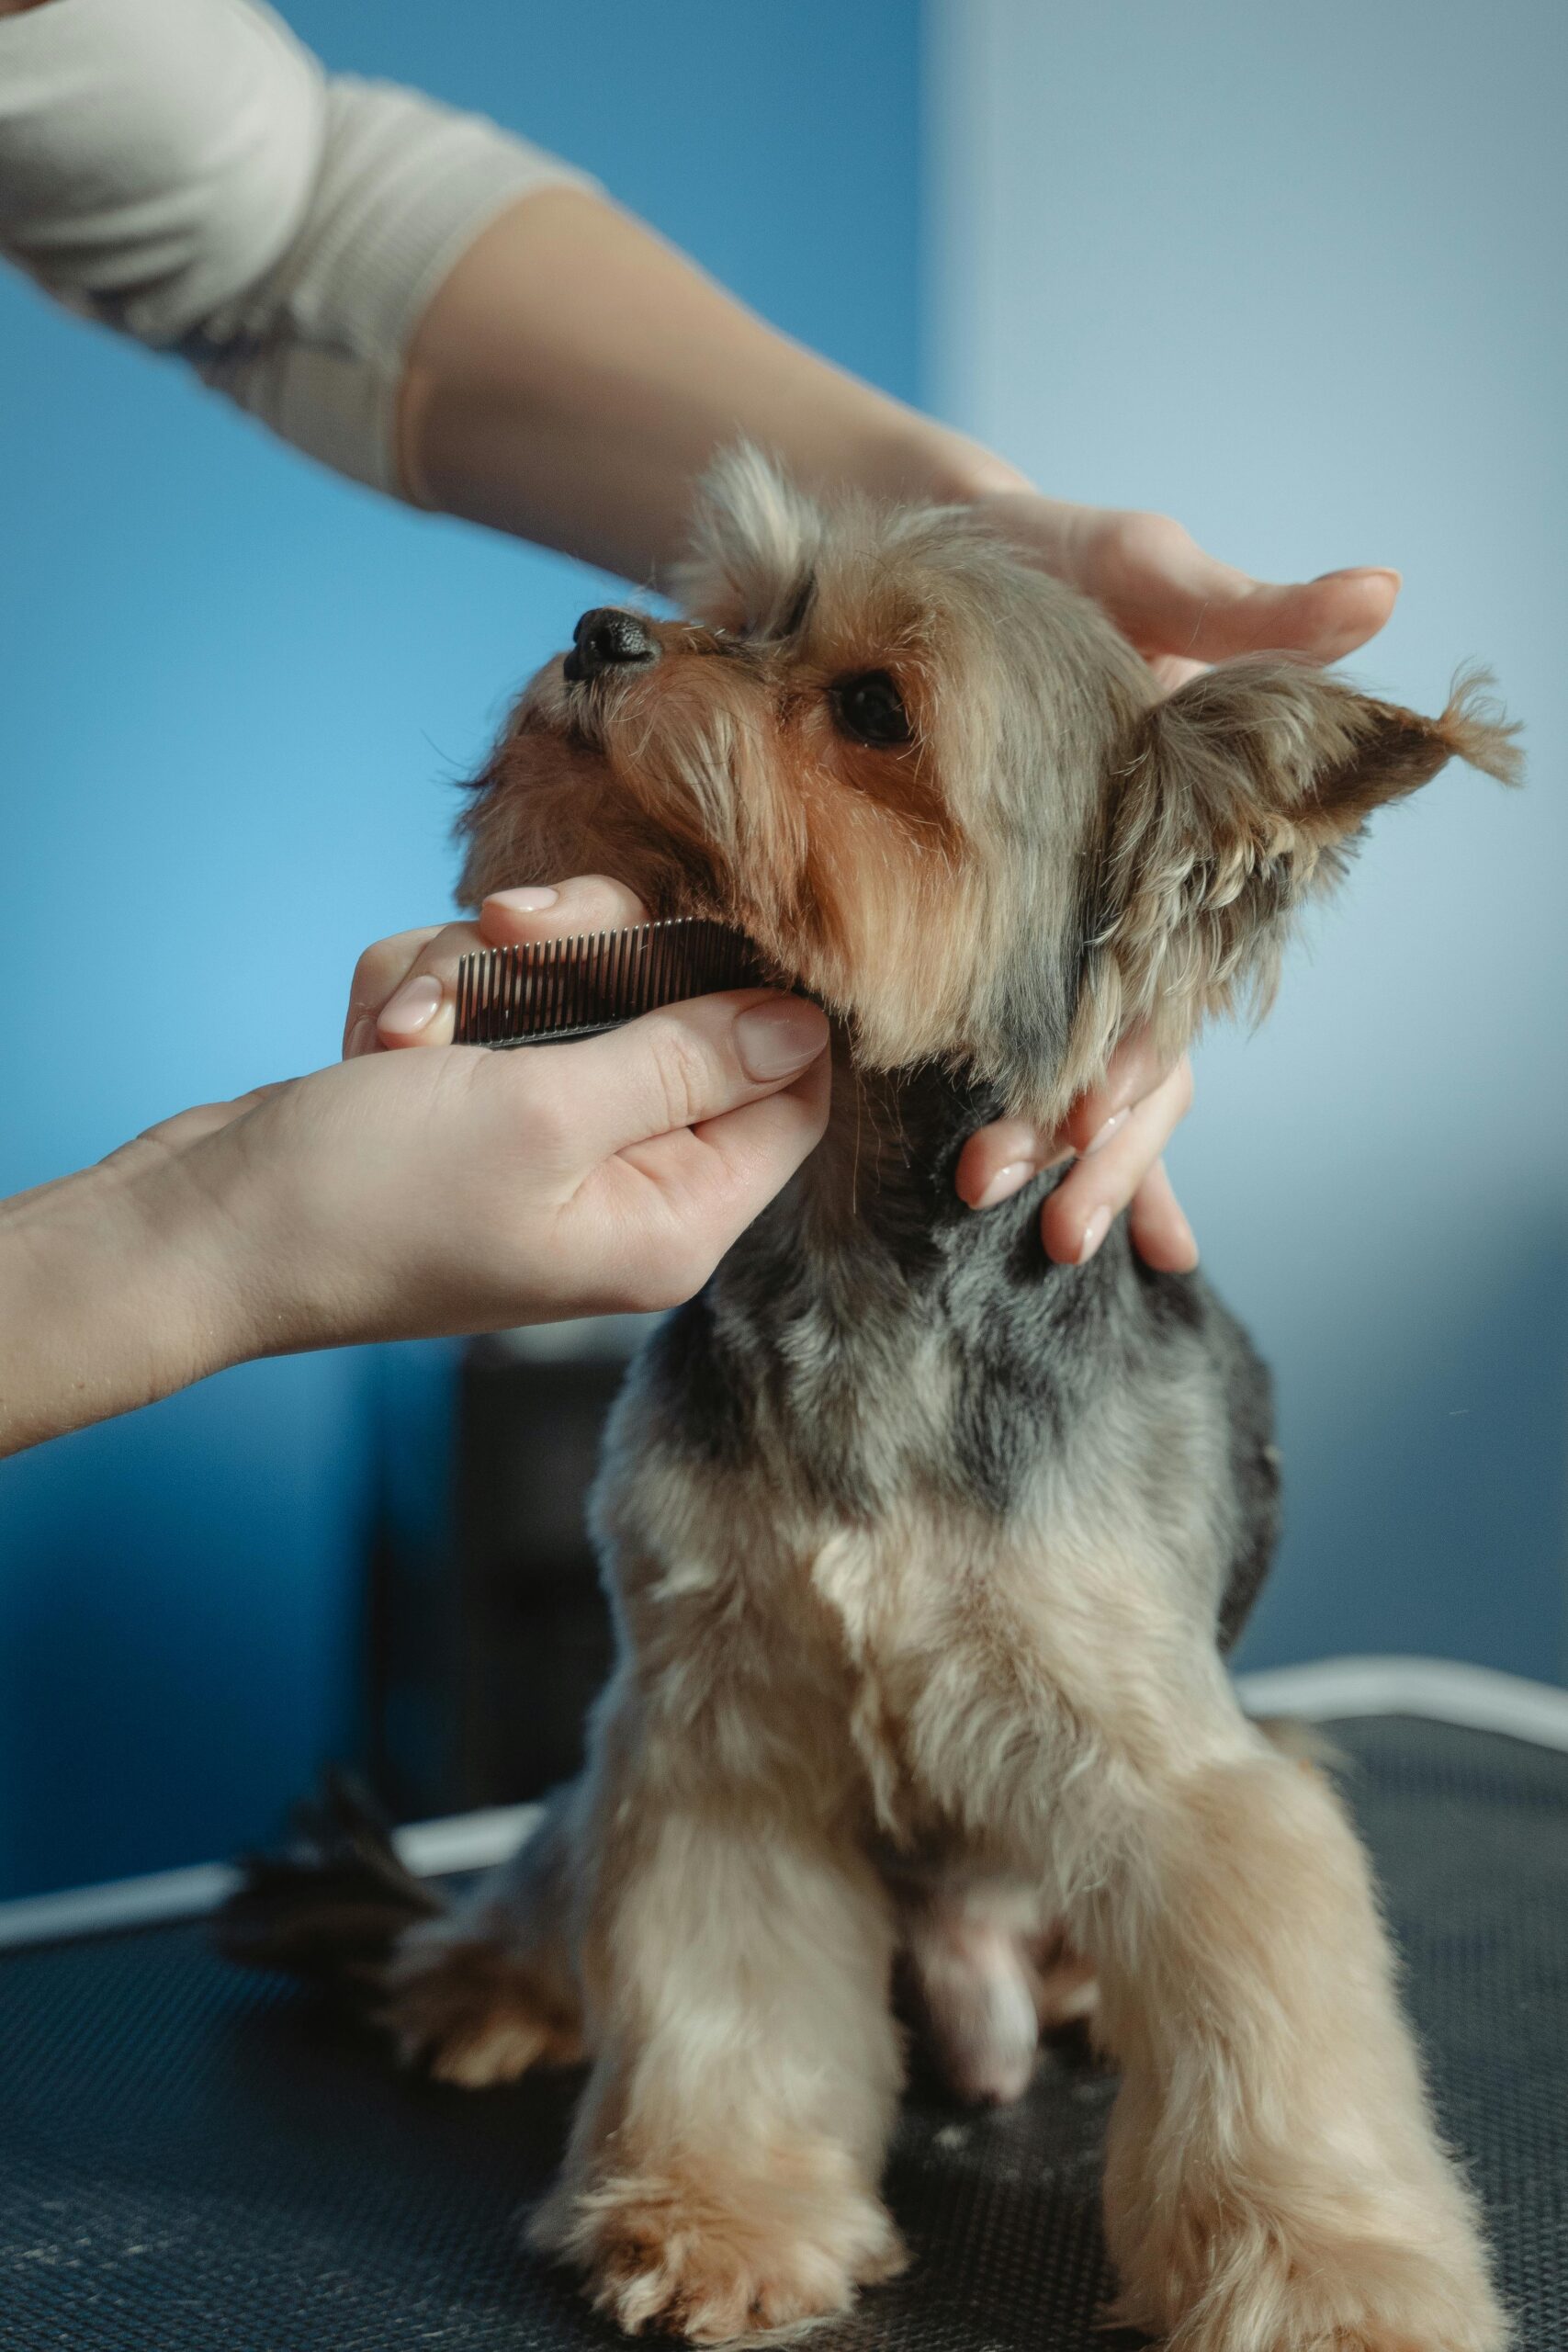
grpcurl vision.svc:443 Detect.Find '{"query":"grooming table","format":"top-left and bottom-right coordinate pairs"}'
top-left (3, 1663), bottom-right (1565, 2351)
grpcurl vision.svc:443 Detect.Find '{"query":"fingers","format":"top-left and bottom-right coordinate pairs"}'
top-left (1080, 508), bottom-right (1401, 670)
top-left (976, 490), bottom-right (1401, 679)
top-left (597, 1048), bottom-right (833, 1307)
top-left (482, 874), bottom-right (650, 939)
top-left (1171, 565), bottom-right (1403, 670)
top-left (952, 1030), bottom-right (1174, 1211)
top-left (1039, 1059), bottom-right (1197, 1268)
top-left (1057, 1030), bottom-right (1176, 1158)
top-left (358, 922), bottom-right (478, 1054)
top-left (956, 1046), bottom-right (1196, 1268)
top-left (344, 925), bottom-right (441, 1057)
top-left (514, 989), bottom-right (832, 1312)
top-left (365, 875), bottom-right (653, 1055)
top-left (953, 1116), bottom-right (1070, 1212)
top-left (538, 990), bottom-right (830, 1170)
top-left (1126, 1156), bottom-right (1201, 1274)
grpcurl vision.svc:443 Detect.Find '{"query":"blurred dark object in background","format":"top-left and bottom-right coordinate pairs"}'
top-left (367, 1324), bottom-right (651, 1824)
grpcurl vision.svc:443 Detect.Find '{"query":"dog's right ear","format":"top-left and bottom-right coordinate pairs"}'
top-left (670, 443), bottom-right (822, 635)
top-left (1060, 659), bottom-right (1520, 1090)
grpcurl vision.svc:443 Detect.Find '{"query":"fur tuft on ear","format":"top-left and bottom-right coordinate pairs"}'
top-left (1061, 659), bottom-right (1521, 1088)
top-left (668, 443), bottom-right (822, 635)
top-left (1426, 662), bottom-right (1524, 789)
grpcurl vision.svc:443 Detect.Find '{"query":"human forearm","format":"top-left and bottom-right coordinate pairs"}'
top-left (398, 187), bottom-right (1024, 582)
top-left (0, 1152), bottom-right (244, 1456)
top-left (0, 0), bottom-right (1016, 570)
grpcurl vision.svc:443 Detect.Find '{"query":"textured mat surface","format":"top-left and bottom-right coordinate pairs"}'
top-left (2, 1717), bottom-right (1564, 2351)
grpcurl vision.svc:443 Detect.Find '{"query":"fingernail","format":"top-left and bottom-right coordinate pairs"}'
top-left (1077, 1204), bottom-right (1112, 1262)
top-left (973, 1160), bottom-right (1036, 1210)
top-left (344, 1013), bottom-right (374, 1060)
top-left (1312, 566), bottom-right (1402, 590)
top-left (378, 973), bottom-right (443, 1035)
top-left (1083, 1106), bottom-right (1130, 1157)
top-left (735, 996), bottom-right (829, 1080)
top-left (487, 885), bottom-right (558, 912)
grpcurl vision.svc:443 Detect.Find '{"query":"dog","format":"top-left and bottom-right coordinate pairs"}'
top-left (225, 449), bottom-right (1519, 2348)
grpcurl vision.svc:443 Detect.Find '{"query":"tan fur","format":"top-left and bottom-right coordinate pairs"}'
top-left (412, 450), bottom-right (1517, 2347)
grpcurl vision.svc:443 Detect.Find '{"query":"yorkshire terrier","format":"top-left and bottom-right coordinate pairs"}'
top-left (229, 450), bottom-right (1519, 2349)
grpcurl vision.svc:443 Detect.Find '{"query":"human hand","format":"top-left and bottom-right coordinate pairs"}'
top-left (353, 875), bottom-right (1198, 1271)
top-left (953, 482), bottom-right (1402, 1267)
top-left (974, 486), bottom-right (1400, 692)
top-left (954, 1041), bottom-right (1196, 1272)
top-left (0, 893), bottom-right (828, 1454)
top-left (121, 899), bottom-right (827, 1347)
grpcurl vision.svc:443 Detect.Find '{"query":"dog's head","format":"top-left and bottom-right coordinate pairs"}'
top-left (459, 448), bottom-right (1518, 1122)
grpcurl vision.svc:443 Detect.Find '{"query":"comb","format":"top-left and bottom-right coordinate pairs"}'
top-left (455, 917), bottom-right (768, 1049)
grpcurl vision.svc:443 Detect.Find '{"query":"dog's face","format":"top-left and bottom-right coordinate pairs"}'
top-left (460, 450), bottom-right (1517, 1122)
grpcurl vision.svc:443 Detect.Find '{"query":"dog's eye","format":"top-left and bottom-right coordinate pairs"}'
top-left (831, 671), bottom-right (911, 747)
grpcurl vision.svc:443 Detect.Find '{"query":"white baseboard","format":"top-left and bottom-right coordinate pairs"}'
top-left (2, 1657), bottom-right (1562, 1951)
top-left (1235, 1655), bottom-right (1568, 1751)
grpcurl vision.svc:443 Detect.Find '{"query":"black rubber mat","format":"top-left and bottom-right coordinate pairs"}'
top-left (2, 1717), bottom-right (1564, 2350)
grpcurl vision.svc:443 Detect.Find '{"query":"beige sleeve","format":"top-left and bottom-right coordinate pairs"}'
top-left (0, 0), bottom-right (595, 493)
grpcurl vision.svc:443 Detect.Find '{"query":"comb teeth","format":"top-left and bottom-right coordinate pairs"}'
top-left (455, 918), bottom-right (768, 1049)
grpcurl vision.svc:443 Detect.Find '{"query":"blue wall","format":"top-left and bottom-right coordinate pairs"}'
top-left (0, 0), bottom-right (921, 1896)
top-left (931, 0), bottom-right (1568, 1682)
top-left (9, 0), bottom-right (1558, 1905)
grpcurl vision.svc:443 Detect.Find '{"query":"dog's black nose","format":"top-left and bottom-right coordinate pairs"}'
top-left (563, 607), bottom-right (660, 684)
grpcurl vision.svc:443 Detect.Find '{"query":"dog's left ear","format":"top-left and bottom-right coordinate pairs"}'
top-left (1062, 660), bottom-right (1520, 1087)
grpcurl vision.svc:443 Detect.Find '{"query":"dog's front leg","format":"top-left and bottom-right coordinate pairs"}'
top-left (1064, 1719), bottom-right (1506, 2352)
top-left (532, 1775), bottom-right (906, 2344)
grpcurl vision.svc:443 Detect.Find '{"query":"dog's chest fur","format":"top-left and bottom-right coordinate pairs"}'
top-left (590, 1064), bottom-right (1280, 1853)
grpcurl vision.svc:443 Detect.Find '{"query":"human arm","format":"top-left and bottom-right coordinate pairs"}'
top-left (399, 184), bottom-right (1402, 679)
top-left (0, 0), bottom-right (1397, 1267)
top-left (0, 0), bottom-right (1396, 655)
top-left (0, 954), bottom-right (829, 1457)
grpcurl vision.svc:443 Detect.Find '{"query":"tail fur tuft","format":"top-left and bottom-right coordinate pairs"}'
top-left (214, 1770), bottom-right (445, 1988)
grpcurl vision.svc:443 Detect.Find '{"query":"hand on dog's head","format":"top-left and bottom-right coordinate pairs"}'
top-left (459, 447), bottom-right (1520, 1125)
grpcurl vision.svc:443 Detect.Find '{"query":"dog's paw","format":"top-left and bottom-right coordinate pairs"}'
top-left (534, 2158), bottom-right (905, 2343)
top-left (379, 1929), bottom-right (582, 2087)
top-left (1112, 2211), bottom-right (1507, 2352)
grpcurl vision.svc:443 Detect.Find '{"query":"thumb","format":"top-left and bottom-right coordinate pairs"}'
top-left (549, 989), bottom-right (830, 1167)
